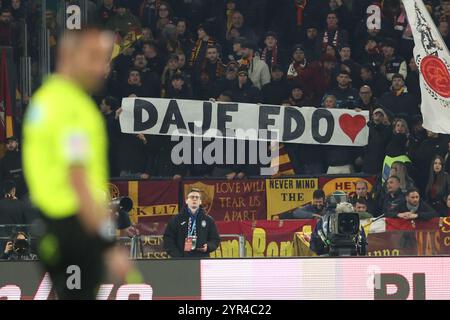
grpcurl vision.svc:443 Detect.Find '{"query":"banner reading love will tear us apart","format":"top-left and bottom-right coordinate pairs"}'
top-left (119, 98), bottom-right (369, 146)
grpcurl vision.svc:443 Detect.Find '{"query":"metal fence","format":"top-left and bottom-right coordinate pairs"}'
top-left (0, 225), bottom-right (246, 260)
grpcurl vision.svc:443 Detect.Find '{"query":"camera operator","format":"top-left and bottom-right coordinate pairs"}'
top-left (292, 189), bottom-right (326, 219)
top-left (1, 231), bottom-right (37, 261)
top-left (310, 191), bottom-right (367, 256)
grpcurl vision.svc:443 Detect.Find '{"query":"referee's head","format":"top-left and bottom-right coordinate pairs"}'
top-left (57, 28), bottom-right (114, 93)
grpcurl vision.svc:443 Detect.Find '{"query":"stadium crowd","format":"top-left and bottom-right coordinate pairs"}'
top-left (1, 0), bottom-right (450, 225)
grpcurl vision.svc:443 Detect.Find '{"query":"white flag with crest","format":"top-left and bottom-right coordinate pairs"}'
top-left (403, 0), bottom-right (450, 133)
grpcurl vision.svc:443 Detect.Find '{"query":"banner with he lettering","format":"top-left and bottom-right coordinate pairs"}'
top-left (319, 175), bottom-right (376, 197)
top-left (214, 220), bottom-right (317, 257)
top-left (181, 179), bottom-right (266, 221)
top-left (403, 0), bottom-right (450, 133)
top-left (109, 180), bottom-right (180, 235)
top-left (265, 178), bottom-right (319, 220)
top-left (119, 98), bottom-right (369, 146)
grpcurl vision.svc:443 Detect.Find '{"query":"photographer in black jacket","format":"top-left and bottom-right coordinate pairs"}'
top-left (1, 231), bottom-right (37, 261)
top-left (163, 188), bottom-right (220, 258)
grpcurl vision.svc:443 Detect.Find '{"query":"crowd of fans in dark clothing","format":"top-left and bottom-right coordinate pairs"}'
top-left (1, 0), bottom-right (450, 219)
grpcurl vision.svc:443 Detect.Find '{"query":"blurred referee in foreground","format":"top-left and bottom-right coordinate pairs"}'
top-left (22, 29), bottom-right (130, 299)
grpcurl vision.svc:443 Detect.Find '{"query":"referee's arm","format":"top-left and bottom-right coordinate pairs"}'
top-left (69, 166), bottom-right (108, 234)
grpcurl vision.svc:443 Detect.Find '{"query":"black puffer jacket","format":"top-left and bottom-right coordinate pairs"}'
top-left (163, 206), bottom-right (221, 258)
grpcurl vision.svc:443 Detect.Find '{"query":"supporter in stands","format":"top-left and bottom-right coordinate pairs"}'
top-left (337, 45), bottom-right (361, 88)
top-left (132, 51), bottom-right (161, 97)
top-left (359, 36), bottom-right (384, 72)
top-left (159, 23), bottom-right (182, 56)
top-left (139, 0), bottom-right (158, 30)
top-left (322, 94), bottom-right (337, 108)
top-left (292, 189), bottom-right (326, 219)
top-left (217, 61), bottom-right (238, 93)
top-left (154, 2), bottom-right (174, 38)
top-left (361, 108), bottom-right (392, 175)
top-left (118, 132), bottom-right (152, 180)
top-left (324, 44), bottom-right (339, 60)
top-left (260, 31), bottom-right (287, 71)
top-left (445, 141), bottom-right (450, 173)
top-left (378, 175), bottom-right (405, 217)
top-left (389, 161), bottom-right (416, 193)
top-left (286, 44), bottom-right (308, 84)
top-left (105, 0), bottom-right (141, 34)
top-left (10, 0), bottom-right (26, 21)
top-left (262, 64), bottom-right (290, 105)
top-left (189, 23), bottom-right (215, 70)
top-left (163, 188), bottom-right (220, 258)
top-left (228, 11), bottom-right (258, 45)
top-left (408, 115), bottom-right (427, 159)
top-left (0, 7), bottom-right (21, 49)
top-left (166, 73), bottom-right (193, 99)
top-left (405, 57), bottom-right (421, 102)
top-left (120, 68), bottom-right (145, 97)
top-left (315, 12), bottom-right (349, 56)
top-left (142, 40), bottom-right (165, 75)
top-left (288, 83), bottom-right (309, 107)
top-left (0, 180), bottom-right (28, 225)
top-left (411, 130), bottom-right (449, 194)
top-left (161, 53), bottom-right (181, 96)
top-left (302, 24), bottom-right (319, 60)
top-left (379, 39), bottom-right (407, 82)
top-left (175, 18), bottom-right (194, 55)
top-left (176, 50), bottom-right (190, 77)
top-left (377, 73), bottom-right (420, 121)
top-left (230, 66), bottom-right (261, 103)
top-left (0, 136), bottom-right (25, 198)
top-left (392, 187), bottom-right (438, 220)
top-left (354, 85), bottom-right (377, 114)
top-left (382, 118), bottom-right (412, 182)
top-left (360, 64), bottom-right (389, 98)
top-left (98, 0), bottom-right (116, 26)
top-left (425, 155), bottom-right (450, 215)
top-left (349, 180), bottom-right (376, 215)
top-left (354, 198), bottom-right (373, 219)
top-left (239, 41), bottom-right (271, 89)
top-left (215, 0), bottom-right (238, 45)
top-left (323, 70), bottom-right (358, 109)
top-left (100, 96), bottom-right (121, 177)
top-left (225, 36), bottom-right (245, 63)
top-left (193, 45), bottom-right (225, 100)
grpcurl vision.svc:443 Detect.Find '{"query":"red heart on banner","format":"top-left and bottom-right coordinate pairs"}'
top-left (338, 114), bottom-right (366, 143)
top-left (420, 55), bottom-right (450, 98)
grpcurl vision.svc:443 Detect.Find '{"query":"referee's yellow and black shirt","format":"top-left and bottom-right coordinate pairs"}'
top-left (22, 75), bottom-right (108, 219)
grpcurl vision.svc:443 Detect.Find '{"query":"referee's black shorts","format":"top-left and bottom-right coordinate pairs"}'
top-left (36, 213), bottom-right (112, 300)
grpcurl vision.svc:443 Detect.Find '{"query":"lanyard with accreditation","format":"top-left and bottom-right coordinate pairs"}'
top-left (184, 213), bottom-right (197, 252)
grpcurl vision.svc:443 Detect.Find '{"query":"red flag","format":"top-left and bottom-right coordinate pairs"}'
top-left (0, 48), bottom-right (14, 141)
